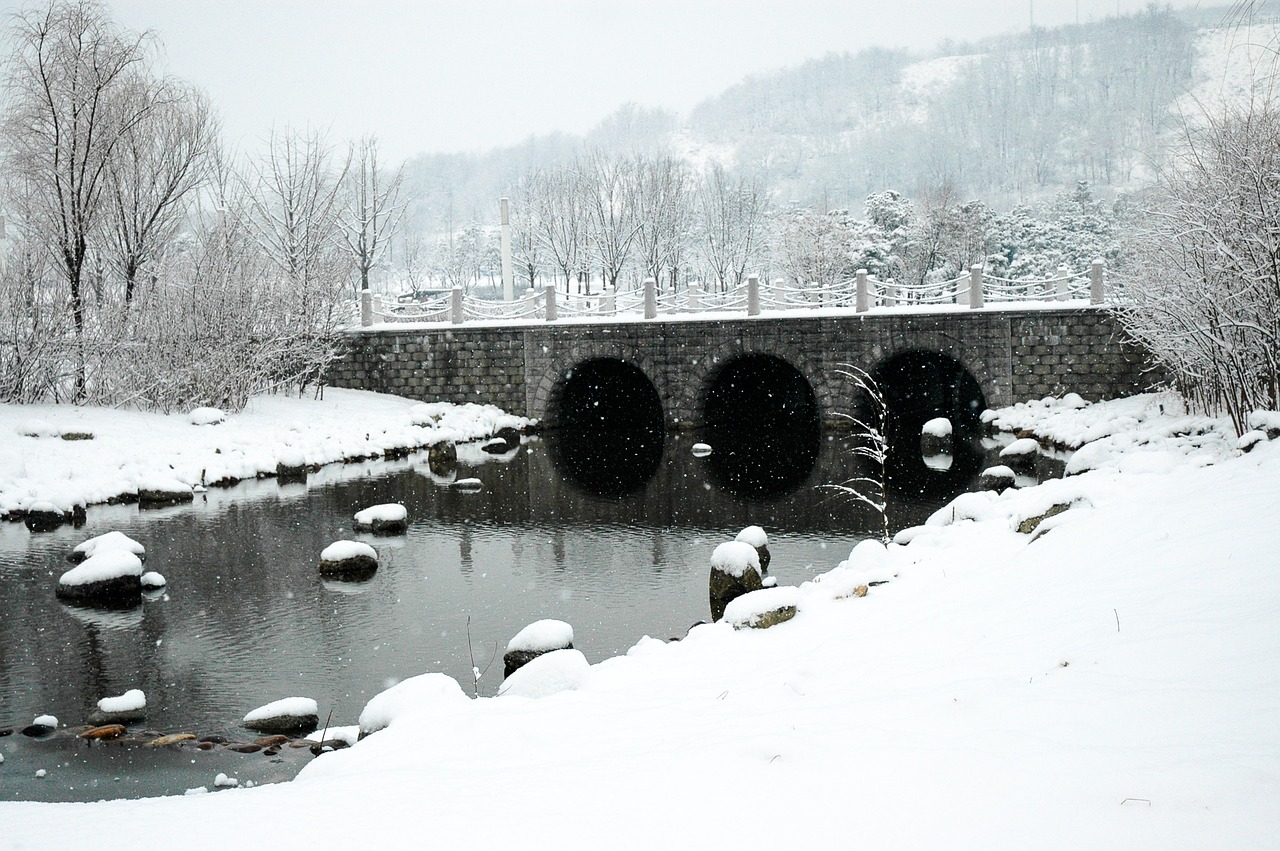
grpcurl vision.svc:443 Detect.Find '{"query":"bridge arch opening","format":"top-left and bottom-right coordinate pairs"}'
top-left (702, 354), bottom-right (821, 497)
top-left (546, 357), bottom-right (665, 496)
top-left (871, 350), bottom-right (986, 498)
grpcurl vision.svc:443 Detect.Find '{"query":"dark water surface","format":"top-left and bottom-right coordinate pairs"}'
top-left (0, 427), bottom-right (1061, 801)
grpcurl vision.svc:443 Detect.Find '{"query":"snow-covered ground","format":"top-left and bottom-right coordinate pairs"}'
top-left (1, 392), bottom-right (1278, 849)
top-left (0, 389), bottom-right (530, 518)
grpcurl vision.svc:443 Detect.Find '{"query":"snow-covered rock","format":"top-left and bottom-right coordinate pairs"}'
top-left (17, 419), bottom-right (60, 438)
top-left (709, 540), bottom-right (764, 621)
top-left (498, 649), bottom-right (590, 698)
top-left (504, 619), bottom-right (575, 678)
top-left (1000, 437), bottom-right (1040, 457)
top-left (319, 540), bottom-right (378, 579)
top-left (243, 697), bottom-right (319, 733)
top-left (56, 550), bottom-right (144, 603)
top-left (68, 531), bottom-right (146, 564)
top-left (734, 525), bottom-right (771, 574)
top-left (977, 464), bottom-right (1017, 492)
top-left (22, 715), bottom-right (57, 737)
top-left (90, 689), bottom-right (146, 725)
top-left (136, 476), bottom-right (194, 507)
top-left (188, 407), bottom-right (226, 426)
top-left (358, 673), bottom-right (469, 739)
top-left (140, 571), bottom-right (166, 589)
top-left (691, 442), bottom-right (713, 457)
top-left (722, 586), bottom-right (800, 630)
top-left (922, 417), bottom-right (953, 438)
top-left (353, 503), bottom-right (408, 534)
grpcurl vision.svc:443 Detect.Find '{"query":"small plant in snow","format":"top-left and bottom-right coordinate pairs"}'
top-left (824, 364), bottom-right (890, 543)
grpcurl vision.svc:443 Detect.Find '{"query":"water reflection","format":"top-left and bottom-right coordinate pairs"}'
top-left (0, 419), bottom-right (1063, 803)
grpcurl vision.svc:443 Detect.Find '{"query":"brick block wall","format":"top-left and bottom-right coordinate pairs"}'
top-left (324, 308), bottom-right (1162, 425)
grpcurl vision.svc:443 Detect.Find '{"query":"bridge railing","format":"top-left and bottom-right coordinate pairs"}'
top-left (358, 260), bottom-right (1107, 327)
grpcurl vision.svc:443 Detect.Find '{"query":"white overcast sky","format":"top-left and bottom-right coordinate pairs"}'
top-left (2, 0), bottom-right (1212, 163)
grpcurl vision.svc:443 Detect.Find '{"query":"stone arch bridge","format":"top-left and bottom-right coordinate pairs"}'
top-left (326, 307), bottom-right (1154, 433)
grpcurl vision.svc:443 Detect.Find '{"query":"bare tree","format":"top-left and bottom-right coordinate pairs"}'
top-left (509, 172), bottom-right (544, 291)
top-left (339, 135), bottom-right (404, 295)
top-left (778, 208), bottom-right (856, 287)
top-left (695, 164), bottom-right (768, 291)
top-left (533, 166), bottom-right (587, 292)
top-left (2, 0), bottom-right (159, 395)
top-left (105, 79), bottom-right (218, 304)
top-left (582, 151), bottom-right (639, 292)
top-left (1117, 94), bottom-right (1280, 434)
top-left (632, 154), bottom-right (691, 292)
top-left (244, 126), bottom-right (352, 321)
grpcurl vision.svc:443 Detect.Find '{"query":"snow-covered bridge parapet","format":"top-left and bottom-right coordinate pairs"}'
top-left (325, 306), bottom-right (1155, 429)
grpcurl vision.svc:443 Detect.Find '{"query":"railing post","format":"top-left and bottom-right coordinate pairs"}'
top-left (1056, 265), bottom-right (1071, 301)
top-left (644, 277), bottom-right (657, 319)
top-left (360, 288), bottom-right (372, 326)
top-left (544, 284), bottom-right (557, 321)
top-left (772, 278), bottom-right (785, 311)
top-left (450, 286), bottom-right (463, 324)
top-left (969, 264), bottom-right (984, 309)
top-left (1091, 259), bottom-right (1105, 304)
top-left (884, 280), bottom-right (897, 308)
top-left (371, 294), bottom-right (383, 323)
top-left (856, 269), bottom-right (869, 312)
top-left (686, 279), bottom-right (701, 312)
top-left (747, 274), bottom-right (760, 316)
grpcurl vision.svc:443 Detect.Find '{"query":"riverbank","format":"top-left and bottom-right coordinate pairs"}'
top-left (0, 389), bottom-right (532, 521)
top-left (1, 391), bottom-right (1278, 850)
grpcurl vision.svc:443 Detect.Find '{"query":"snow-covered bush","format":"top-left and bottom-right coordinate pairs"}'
top-left (1116, 97), bottom-right (1280, 434)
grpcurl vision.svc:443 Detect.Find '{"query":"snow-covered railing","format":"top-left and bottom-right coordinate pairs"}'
top-left (359, 260), bottom-right (1107, 327)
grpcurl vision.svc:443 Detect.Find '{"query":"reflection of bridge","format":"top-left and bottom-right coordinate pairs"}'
top-left (329, 298), bottom-right (1154, 437)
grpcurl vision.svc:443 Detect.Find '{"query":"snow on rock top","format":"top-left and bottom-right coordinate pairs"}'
top-left (33, 714), bottom-right (57, 728)
top-left (321, 540), bottom-right (377, 562)
top-left (358, 673), bottom-right (468, 736)
top-left (722, 587), bottom-right (801, 629)
top-left (734, 525), bottom-right (768, 548)
top-left (506, 619), bottom-right (574, 654)
top-left (497, 649), bottom-right (590, 699)
top-left (73, 531), bottom-right (145, 560)
top-left (999, 437), bottom-right (1040, 457)
top-left (140, 571), bottom-right (166, 588)
top-left (17, 419), bottom-right (59, 438)
top-left (710, 541), bottom-right (761, 578)
top-left (59, 550), bottom-right (143, 586)
top-left (188, 407), bottom-right (225, 426)
top-left (97, 689), bottom-right (146, 713)
top-left (922, 417), bottom-right (953, 437)
top-left (354, 503), bottom-right (407, 525)
top-left (243, 697), bottom-right (318, 725)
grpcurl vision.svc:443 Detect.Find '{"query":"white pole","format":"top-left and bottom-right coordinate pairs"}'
top-left (969, 264), bottom-right (984, 309)
top-left (500, 198), bottom-right (515, 302)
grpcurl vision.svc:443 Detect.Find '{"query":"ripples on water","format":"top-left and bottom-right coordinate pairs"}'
top-left (0, 425), bottom-right (1060, 801)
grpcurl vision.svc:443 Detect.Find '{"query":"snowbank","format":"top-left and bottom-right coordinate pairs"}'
top-left (3, 396), bottom-right (1279, 850)
top-left (0, 388), bottom-right (532, 519)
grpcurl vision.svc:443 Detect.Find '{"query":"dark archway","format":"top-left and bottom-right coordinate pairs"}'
top-left (702, 354), bottom-right (821, 497)
top-left (546, 358), bottom-right (665, 496)
top-left (872, 350), bottom-right (986, 499)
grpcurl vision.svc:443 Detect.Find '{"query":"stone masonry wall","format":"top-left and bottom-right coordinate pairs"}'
top-left (326, 327), bottom-right (527, 412)
top-left (1008, 310), bottom-right (1157, 402)
top-left (325, 308), bottom-right (1161, 425)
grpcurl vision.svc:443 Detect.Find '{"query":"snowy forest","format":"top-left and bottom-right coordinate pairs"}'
top-left (0, 0), bottom-right (1276, 425)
